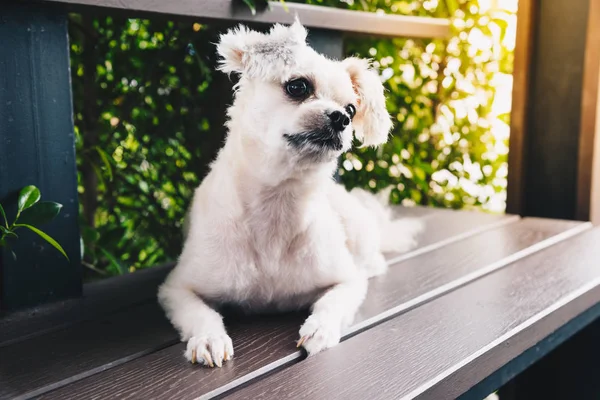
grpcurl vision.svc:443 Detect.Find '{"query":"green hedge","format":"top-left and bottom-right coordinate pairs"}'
top-left (69, 0), bottom-right (516, 278)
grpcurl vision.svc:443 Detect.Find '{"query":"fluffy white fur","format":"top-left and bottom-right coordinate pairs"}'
top-left (158, 21), bottom-right (423, 367)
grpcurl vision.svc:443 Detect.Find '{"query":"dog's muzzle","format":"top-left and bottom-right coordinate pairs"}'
top-left (284, 127), bottom-right (344, 153)
top-left (284, 110), bottom-right (350, 154)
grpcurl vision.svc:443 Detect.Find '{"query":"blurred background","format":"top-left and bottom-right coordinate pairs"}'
top-left (69, 0), bottom-right (517, 279)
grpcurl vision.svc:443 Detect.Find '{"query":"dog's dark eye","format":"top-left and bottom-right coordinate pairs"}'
top-left (345, 104), bottom-right (357, 119)
top-left (285, 78), bottom-right (311, 99)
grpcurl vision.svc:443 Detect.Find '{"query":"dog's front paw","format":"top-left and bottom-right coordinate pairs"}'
top-left (297, 314), bottom-right (342, 355)
top-left (185, 332), bottom-right (234, 367)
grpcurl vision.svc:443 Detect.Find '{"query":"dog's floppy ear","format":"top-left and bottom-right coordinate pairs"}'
top-left (217, 20), bottom-right (307, 79)
top-left (343, 57), bottom-right (392, 147)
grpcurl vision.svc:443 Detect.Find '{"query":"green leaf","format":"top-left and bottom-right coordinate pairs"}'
top-left (497, 112), bottom-right (511, 125)
top-left (91, 162), bottom-right (106, 189)
top-left (14, 223), bottom-right (69, 261)
top-left (492, 18), bottom-right (509, 41)
top-left (444, 0), bottom-right (459, 16)
top-left (414, 166), bottom-right (426, 182)
top-left (94, 146), bottom-right (114, 182)
top-left (0, 203), bottom-right (8, 228)
top-left (98, 226), bottom-right (125, 247)
top-left (241, 0), bottom-right (256, 15)
top-left (0, 226), bottom-right (18, 238)
top-left (410, 189), bottom-right (423, 204)
top-left (17, 201), bottom-right (63, 226)
top-left (81, 225), bottom-right (101, 243)
top-left (18, 185), bottom-right (41, 213)
top-left (100, 247), bottom-right (127, 275)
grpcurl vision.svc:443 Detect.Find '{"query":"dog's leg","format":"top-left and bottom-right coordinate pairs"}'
top-left (158, 283), bottom-right (233, 367)
top-left (298, 277), bottom-right (368, 355)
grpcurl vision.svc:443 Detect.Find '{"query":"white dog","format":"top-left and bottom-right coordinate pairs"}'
top-left (158, 21), bottom-right (422, 367)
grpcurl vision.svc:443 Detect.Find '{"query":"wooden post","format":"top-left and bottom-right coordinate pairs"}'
top-left (576, 0), bottom-right (600, 224)
top-left (505, 0), bottom-right (535, 218)
top-left (0, 3), bottom-right (82, 311)
top-left (507, 0), bottom-right (600, 222)
top-left (307, 29), bottom-right (344, 60)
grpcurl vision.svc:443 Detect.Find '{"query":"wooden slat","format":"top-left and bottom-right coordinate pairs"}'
top-left (391, 205), bottom-right (440, 218)
top-left (385, 210), bottom-right (518, 264)
top-left (35, 218), bottom-right (588, 400)
top-left (0, 302), bottom-right (176, 400)
top-left (224, 226), bottom-right (600, 400)
top-left (34, 0), bottom-right (450, 39)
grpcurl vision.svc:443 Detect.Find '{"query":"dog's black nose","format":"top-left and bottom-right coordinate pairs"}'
top-left (329, 111), bottom-right (350, 132)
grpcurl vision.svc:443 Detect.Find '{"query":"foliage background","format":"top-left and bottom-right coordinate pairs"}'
top-left (69, 0), bottom-right (517, 279)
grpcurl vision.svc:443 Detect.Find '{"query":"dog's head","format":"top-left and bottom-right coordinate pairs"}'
top-left (217, 21), bottom-right (392, 166)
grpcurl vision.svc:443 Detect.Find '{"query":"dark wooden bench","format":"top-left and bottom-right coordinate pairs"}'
top-left (2, 1), bottom-right (600, 399)
top-left (1, 208), bottom-right (598, 399)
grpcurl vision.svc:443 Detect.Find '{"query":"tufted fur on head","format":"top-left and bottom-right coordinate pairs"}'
top-left (217, 20), bottom-right (308, 81)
